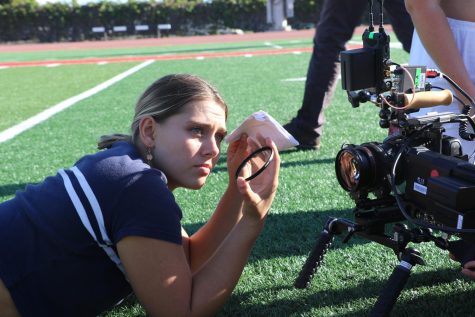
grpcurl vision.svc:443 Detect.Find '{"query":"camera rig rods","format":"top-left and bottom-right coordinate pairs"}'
top-left (294, 203), bottom-right (404, 289)
top-left (293, 198), bottom-right (469, 315)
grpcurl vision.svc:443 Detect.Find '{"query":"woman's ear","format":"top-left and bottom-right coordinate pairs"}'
top-left (138, 116), bottom-right (156, 147)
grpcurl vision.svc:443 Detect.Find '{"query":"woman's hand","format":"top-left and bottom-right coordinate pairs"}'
top-left (462, 261), bottom-right (475, 280)
top-left (226, 134), bottom-right (251, 188)
top-left (449, 253), bottom-right (475, 281)
top-left (234, 136), bottom-right (280, 224)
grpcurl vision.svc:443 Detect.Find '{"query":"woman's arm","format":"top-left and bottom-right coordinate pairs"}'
top-left (117, 219), bottom-right (262, 316)
top-left (117, 216), bottom-right (262, 317)
top-left (117, 138), bottom-right (280, 316)
top-left (185, 187), bottom-right (244, 272)
top-left (185, 135), bottom-right (257, 272)
top-left (405, 0), bottom-right (475, 105)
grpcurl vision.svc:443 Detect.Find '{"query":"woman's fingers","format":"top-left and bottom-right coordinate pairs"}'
top-left (464, 260), bottom-right (475, 268)
top-left (462, 268), bottom-right (475, 280)
top-left (236, 137), bottom-right (280, 222)
top-left (461, 261), bottom-right (475, 280)
top-left (236, 177), bottom-right (260, 206)
top-left (263, 138), bottom-right (280, 185)
top-left (229, 134), bottom-right (248, 158)
top-left (246, 136), bottom-right (261, 154)
top-left (227, 134), bottom-right (250, 177)
top-left (236, 176), bottom-right (270, 223)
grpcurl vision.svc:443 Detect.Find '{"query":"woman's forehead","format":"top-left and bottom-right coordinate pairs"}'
top-left (183, 100), bottom-right (226, 123)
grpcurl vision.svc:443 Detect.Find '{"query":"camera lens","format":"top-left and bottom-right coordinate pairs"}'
top-left (336, 150), bottom-right (360, 190)
top-left (335, 145), bottom-right (376, 192)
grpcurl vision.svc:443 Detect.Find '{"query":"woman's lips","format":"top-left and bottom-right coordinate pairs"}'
top-left (196, 164), bottom-right (211, 175)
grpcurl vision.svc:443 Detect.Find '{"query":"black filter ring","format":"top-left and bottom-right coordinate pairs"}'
top-left (235, 146), bottom-right (274, 181)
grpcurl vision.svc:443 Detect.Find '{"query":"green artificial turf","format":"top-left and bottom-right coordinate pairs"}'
top-left (1, 41), bottom-right (474, 317)
top-left (0, 62), bottom-right (140, 131)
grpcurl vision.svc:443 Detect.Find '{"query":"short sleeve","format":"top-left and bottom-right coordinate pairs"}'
top-left (109, 170), bottom-right (183, 245)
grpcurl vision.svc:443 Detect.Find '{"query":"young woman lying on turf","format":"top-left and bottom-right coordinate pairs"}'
top-left (0, 73), bottom-right (280, 316)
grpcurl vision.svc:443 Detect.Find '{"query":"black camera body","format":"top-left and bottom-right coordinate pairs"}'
top-left (295, 15), bottom-right (475, 315)
top-left (403, 147), bottom-right (475, 234)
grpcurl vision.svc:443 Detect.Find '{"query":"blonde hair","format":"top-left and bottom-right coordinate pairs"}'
top-left (98, 74), bottom-right (228, 150)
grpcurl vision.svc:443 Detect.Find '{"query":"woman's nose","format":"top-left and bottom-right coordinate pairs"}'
top-left (203, 137), bottom-right (220, 158)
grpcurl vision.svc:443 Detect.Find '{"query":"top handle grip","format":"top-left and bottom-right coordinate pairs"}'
top-left (404, 89), bottom-right (453, 110)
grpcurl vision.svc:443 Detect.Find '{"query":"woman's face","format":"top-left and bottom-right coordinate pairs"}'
top-left (152, 99), bottom-right (227, 190)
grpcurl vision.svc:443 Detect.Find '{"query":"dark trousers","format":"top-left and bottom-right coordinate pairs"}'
top-left (292, 0), bottom-right (414, 140)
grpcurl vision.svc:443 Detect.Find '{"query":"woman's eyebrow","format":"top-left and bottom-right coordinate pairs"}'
top-left (188, 120), bottom-right (227, 134)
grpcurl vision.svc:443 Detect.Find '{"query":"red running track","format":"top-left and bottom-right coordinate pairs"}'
top-left (0, 26), bottom-right (383, 67)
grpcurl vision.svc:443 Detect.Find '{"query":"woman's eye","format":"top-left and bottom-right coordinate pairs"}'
top-left (215, 134), bottom-right (224, 145)
top-left (191, 127), bottom-right (203, 136)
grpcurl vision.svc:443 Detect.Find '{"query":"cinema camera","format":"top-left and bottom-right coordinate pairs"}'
top-left (294, 1), bottom-right (475, 316)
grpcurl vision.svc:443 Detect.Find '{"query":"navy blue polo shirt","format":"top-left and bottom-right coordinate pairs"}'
top-left (0, 141), bottom-right (183, 316)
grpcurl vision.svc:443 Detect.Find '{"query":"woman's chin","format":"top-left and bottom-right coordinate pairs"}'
top-left (186, 179), bottom-right (207, 190)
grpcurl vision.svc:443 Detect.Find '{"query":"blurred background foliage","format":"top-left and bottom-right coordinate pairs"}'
top-left (0, 0), bottom-right (325, 42)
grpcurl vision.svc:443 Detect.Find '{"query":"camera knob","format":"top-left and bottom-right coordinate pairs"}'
top-left (379, 119), bottom-right (390, 128)
top-left (385, 81), bottom-right (392, 90)
top-left (394, 223), bottom-right (409, 232)
top-left (379, 108), bottom-right (391, 118)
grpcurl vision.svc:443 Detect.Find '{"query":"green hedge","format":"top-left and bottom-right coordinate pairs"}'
top-left (0, 0), bottom-right (323, 43)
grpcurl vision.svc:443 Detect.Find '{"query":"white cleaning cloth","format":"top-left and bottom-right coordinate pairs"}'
top-left (225, 111), bottom-right (299, 151)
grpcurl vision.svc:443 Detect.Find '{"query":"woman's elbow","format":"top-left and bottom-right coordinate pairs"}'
top-left (405, 0), bottom-right (439, 15)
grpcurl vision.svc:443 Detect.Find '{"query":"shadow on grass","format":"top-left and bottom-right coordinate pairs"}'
top-left (104, 266), bottom-right (473, 317)
top-left (0, 183), bottom-right (29, 200)
top-left (219, 268), bottom-right (472, 317)
top-left (251, 208), bottom-right (362, 261)
top-left (392, 287), bottom-right (475, 316)
top-left (184, 208), bottom-right (379, 263)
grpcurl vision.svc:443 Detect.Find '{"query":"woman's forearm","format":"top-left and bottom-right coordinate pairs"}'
top-left (189, 216), bottom-right (264, 316)
top-left (188, 185), bottom-right (244, 272)
top-left (118, 217), bottom-right (265, 317)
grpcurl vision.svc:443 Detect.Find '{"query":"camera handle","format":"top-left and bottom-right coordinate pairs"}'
top-left (294, 218), bottom-right (336, 289)
top-left (294, 217), bottom-right (360, 289)
top-left (369, 248), bottom-right (424, 317)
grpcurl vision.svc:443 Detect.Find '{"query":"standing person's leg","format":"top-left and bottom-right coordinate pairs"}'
top-left (383, 0), bottom-right (414, 53)
top-left (284, 0), bottom-right (367, 149)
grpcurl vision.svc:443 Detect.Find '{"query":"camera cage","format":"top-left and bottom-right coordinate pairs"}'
top-left (295, 1), bottom-right (475, 315)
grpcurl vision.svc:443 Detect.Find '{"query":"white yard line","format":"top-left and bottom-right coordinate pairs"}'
top-left (264, 42), bottom-right (283, 49)
top-left (281, 77), bottom-right (306, 82)
top-left (0, 59), bottom-right (154, 144)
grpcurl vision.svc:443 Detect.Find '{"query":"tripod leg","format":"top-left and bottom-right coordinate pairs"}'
top-left (369, 248), bottom-right (424, 317)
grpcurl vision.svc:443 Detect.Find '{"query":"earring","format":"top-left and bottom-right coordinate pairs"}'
top-left (146, 147), bottom-right (153, 166)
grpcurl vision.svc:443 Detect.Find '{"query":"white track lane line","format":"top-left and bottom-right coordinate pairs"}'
top-left (0, 59), bottom-right (154, 143)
